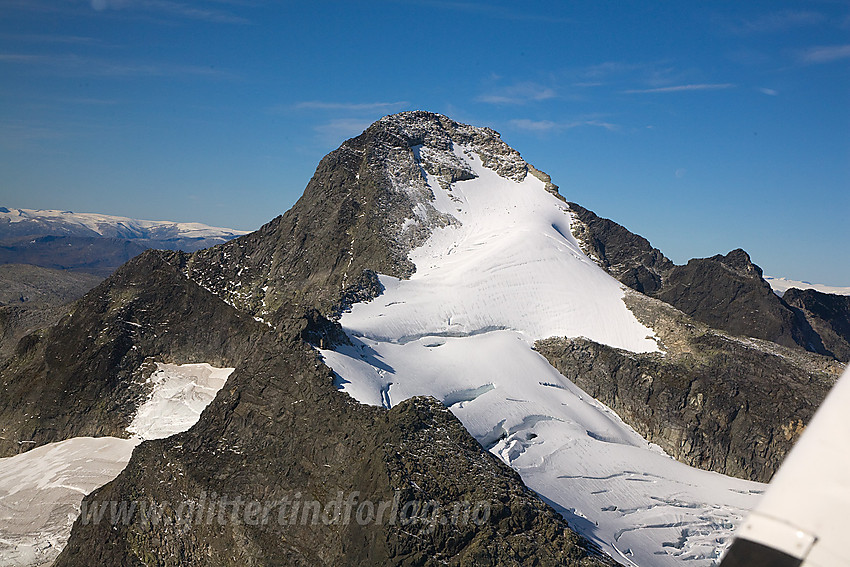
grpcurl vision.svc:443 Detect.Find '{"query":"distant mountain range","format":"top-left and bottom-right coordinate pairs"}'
top-left (764, 275), bottom-right (850, 297)
top-left (0, 207), bottom-right (249, 276)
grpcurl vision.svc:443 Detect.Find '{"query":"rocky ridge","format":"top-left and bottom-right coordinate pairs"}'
top-left (568, 203), bottom-right (848, 362)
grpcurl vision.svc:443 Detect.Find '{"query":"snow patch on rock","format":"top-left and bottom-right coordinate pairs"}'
top-left (127, 362), bottom-right (234, 441)
top-left (0, 362), bottom-right (233, 567)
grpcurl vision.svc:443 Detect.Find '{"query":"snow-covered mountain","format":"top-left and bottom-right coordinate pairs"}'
top-left (0, 112), bottom-right (842, 567)
top-left (0, 207), bottom-right (250, 276)
top-left (319, 134), bottom-right (763, 566)
top-left (0, 207), bottom-right (248, 243)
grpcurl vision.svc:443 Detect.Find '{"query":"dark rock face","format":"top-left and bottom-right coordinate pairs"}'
top-left (568, 202), bottom-right (673, 294)
top-left (783, 288), bottom-right (850, 362)
top-left (55, 330), bottom-right (612, 567)
top-left (568, 204), bottom-right (846, 360)
top-left (536, 292), bottom-right (842, 483)
top-left (652, 249), bottom-right (815, 350)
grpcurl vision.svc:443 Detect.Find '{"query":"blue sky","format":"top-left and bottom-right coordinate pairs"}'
top-left (1, 1), bottom-right (848, 284)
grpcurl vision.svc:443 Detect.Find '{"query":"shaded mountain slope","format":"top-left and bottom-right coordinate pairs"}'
top-left (783, 287), bottom-right (850, 362)
top-left (0, 264), bottom-right (102, 358)
top-left (569, 203), bottom-right (847, 361)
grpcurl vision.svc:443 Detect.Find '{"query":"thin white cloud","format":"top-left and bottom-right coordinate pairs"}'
top-left (727, 10), bottom-right (825, 34)
top-left (89, 0), bottom-right (249, 24)
top-left (477, 83), bottom-right (556, 105)
top-left (0, 33), bottom-right (103, 45)
top-left (759, 87), bottom-right (779, 96)
top-left (798, 44), bottom-right (850, 64)
top-left (390, 0), bottom-right (573, 23)
top-left (509, 119), bottom-right (618, 133)
top-left (624, 83), bottom-right (735, 94)
top-left (294, 101), bottom-right (409, 112)
top-left (0, 52), bottom-right (229, 78)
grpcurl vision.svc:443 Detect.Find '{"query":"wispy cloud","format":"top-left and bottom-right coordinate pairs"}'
top-left (0, 33), bottom-right (104, 45)
top-left (0, 52), bottom-right (229, 78)
top-left (725, 10), bottom-right (825, 34)
top-left (88, 0), bottom-right (250, 24)
top-left (758, 87), bottom-right (779, 96)
top-left (581, 61), bottom-right (649, 79)
top-left (797, 44), bottom-right (850, 64)
top-left (294, 101), bottom-right (409, 112)
top-left (624, 83), bottom-right (735, 94)
top-left (390, 0), bottom-right (572, 23)
top-left (509, 119), bottom-right (618, 133)
top-left (477, 82), bottom-right (556, 105)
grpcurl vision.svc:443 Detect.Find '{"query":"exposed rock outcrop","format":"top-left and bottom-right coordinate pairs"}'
top-left (783, 287), bottom-right (850, 362)
top-left (568, 202), bottom-right (673, 294)
top-left (536, 292), bottom-right (842, 483)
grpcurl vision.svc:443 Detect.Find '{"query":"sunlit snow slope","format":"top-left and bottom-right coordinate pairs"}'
top-left (321, 145), bottom-right (764, 567)
top-left (0, 363), bottom-right (233, 567)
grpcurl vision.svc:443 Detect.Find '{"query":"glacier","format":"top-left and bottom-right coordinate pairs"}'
top-left (321, 144), bottom-right (764, 567)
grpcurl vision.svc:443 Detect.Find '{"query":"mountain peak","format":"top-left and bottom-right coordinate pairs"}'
top-left (353, 111), bottom-right (559, 193)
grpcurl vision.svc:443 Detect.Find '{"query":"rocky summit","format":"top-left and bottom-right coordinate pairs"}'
top-left (0, 111), bottom-right (845, 567)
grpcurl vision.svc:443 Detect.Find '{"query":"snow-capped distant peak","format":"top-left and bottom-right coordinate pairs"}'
top-left (764, 275), bottom-right (850, 297)
top-left (0, 207), bottom-right (250, 241)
